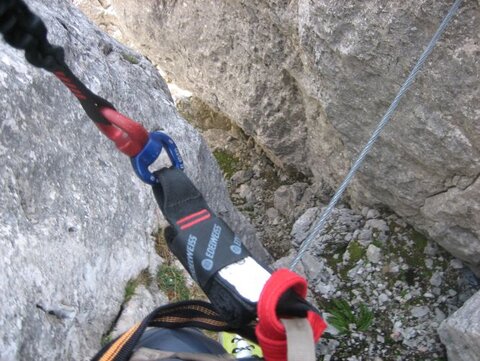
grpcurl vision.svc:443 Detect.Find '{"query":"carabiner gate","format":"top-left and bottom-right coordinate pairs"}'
top-left (131, 131), bottom-right (184, 185)
top-left (98, 107), bottom-right (184, 184)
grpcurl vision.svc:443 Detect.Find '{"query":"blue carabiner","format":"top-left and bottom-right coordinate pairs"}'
top-left (131, 131), bottom-right (184, 184)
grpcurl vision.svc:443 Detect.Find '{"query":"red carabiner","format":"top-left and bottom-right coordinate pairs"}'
top-left (96, 107), bottom-right (149, 157)
top-left (255, 269), bottom-right (327, 361)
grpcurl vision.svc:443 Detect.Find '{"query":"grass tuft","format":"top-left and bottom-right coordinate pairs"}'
top-left (123, 269), bottom-right (151, 303)
top-left (157, 264), bottom-right (191, 301)
top-left (347, 241), bottom-right (365, 264)
top-left (326, 299), bottom-right (374, 334)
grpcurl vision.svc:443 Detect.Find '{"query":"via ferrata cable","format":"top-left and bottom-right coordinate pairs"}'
top-left (290, 0), bottom-right (463, 270)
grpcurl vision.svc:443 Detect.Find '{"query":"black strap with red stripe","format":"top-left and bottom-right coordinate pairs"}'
top-left (153, 168), bottom-right (261, 328)
top-left (153, 168), bottom-right (250, 286)
top-left (153, 168), bottom-right (249, 289)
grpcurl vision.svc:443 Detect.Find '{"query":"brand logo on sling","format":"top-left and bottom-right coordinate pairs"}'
top-left (201, 224), bottom-right (222, 271)
top-left (186, 234), bottom-right (197, 281)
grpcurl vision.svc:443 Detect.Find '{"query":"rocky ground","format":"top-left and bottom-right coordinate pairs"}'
top-left (284, 207), bottom-right (479, 361)
top-left (175, 94), bottom-right (480, 361)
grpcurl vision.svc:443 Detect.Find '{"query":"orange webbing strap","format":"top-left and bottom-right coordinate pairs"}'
top-left (99, 323), bottom-right (141, 361)
top-left (91, 300), bottom-right (252, 361)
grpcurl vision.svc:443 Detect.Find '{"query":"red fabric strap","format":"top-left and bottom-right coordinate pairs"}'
top-left (255, 269), bottom-right (327, 361)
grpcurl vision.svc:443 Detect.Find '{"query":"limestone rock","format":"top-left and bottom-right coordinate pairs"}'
top-left (438, 290), bottom-right (480, 361)
top-left (273, 182), bottom-right (309, 220)
top-left (74, 0), bottom-right (480, 274)
top-left (0, 1), bottom-right (266, 360)
top-left (410, 306), bottom-right (430, 319)
top-left (366, 244), bottom-right (382, 264)
top-left (111, 285), bottom-right (168, 338)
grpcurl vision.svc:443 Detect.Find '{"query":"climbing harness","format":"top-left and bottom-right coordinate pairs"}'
top-left (290, 0), bottom-right (464, 269)
top-left (1, 1), bottom-right (326, 360)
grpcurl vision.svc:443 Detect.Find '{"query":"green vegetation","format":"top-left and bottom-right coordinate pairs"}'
top-left (121, 52), bottom-right (140, 64)
top-left (379, 228), bottom-right (435, 285)
top-left (372, 239), bottom-right (384, 248)
top-left (410, 229), bottom-right (428, 250)
top-left (101, 333), bottom-right (112, 347)
top-left (356, 304), bottom-right (374, 332)
top-left (157, 264), bottom-right (191, 301)
top-left (124, 279), bottom-right (137, 303)
top-left (213, 150), bottom-right (241, 178)
top-left (347, 241), bottom-right (365, 263)
top-left (326, 299), bottom-right (374, 334)
top-left (123, 269), bottom-right (151, 303)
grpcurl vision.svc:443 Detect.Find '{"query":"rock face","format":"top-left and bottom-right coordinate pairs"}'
top-left (73, 0), bottom-right (480, 274)
top-left (438, 290), bottom-right (480, 361)
top-left (0, 1), bottom-right (266, 360)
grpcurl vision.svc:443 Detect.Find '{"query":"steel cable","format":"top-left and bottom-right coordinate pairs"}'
top-left (290, 0), bottom-right (463, 269)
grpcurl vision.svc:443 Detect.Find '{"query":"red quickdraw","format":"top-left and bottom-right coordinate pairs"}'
top-left (96, 107), bottom-right (149, 157)
top-left (255, 269), bottom-right (327, 361)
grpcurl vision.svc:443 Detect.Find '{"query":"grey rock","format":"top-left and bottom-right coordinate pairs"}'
top-left (111, 285), bottom-right (168, 338)
top-left (378, 293), bottom-right (389, 304)
top-left (367, 244), bottom-right (382, 264)
top-left (238, 184), bottom-right (254, 204)
top-left (317, 338), bottom-right (340, 356)
top-left (424, 241), bottom-right (439, 257)
top-left (365, 219), bottom-right (390, 233)
top-left (291, 207), bottom-right (318, 246)
top-left (175, 95), bottom-right (233, 132)
top-left (448, 289), bottom-right (458, 297)
top-left (366, 209), bottom-right (380, 219)
top-left (358, 229), bottom-right (373, 242)
top-left (347, 262), bottom-right (365, 279)
top-left (411, 306), bottom-right (430, 318)
top-left (401, 327), bottom-right (417, 341)
top-left (300, 186), bottom-right (316, 207)
top-left (434, 308), bottom-right (446, 323)
top-left (72, 0), bottom-right (480, 273)
top-left (385, 262), bottom-right (400, 274)
top-left (36, 301), bottom-right (77, 320)
top-left (266, 207), bottom-right (280, 222)
top-left (0, 1), bottom-right (268, 360)
top-left (361, 207), bottom-right (370, 217)
top-left (430, 271), bottom-right (444, 287)
top-left (337, 213), bottom-right (364, 232)
top-left (450, 258), bottom-right (464, 269)
top-left (231, 169), bottom-right (254, 187)
top-left (439, 290), bottom-right (480, 361)
top-left (201, 128), bottom-right (232, 152)
top-left (273, 182), bottom-right (309, 220)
